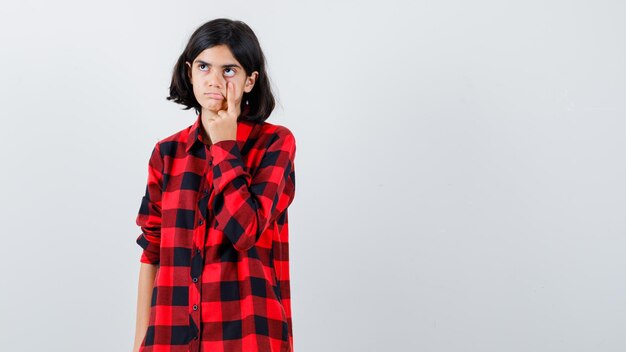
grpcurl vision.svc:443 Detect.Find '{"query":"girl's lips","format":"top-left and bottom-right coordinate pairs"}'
top-left (204, 93), bottom-right (223, 99)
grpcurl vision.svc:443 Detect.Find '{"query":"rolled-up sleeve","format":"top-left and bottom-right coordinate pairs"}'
top-left (135, 142), bottom-right (164, 265)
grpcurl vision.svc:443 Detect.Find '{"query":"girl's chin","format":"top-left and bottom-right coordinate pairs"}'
top-left (202, 104), bottom-right (226, 113)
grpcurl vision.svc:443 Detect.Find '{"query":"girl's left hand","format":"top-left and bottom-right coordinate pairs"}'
top-left (205, 81), bottom-right (240, 144)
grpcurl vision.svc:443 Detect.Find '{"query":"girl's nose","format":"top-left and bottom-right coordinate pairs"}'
top-left (207, 70), bottom-right (224, 88)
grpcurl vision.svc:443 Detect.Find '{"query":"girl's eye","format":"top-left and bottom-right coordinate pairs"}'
top-left (198, 64), bottom-right (235, 77)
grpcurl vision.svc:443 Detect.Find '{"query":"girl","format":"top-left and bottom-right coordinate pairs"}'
top-left (133, 18), bottom-right (296, 352)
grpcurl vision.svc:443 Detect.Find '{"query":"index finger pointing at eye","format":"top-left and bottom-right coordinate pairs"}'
top-left (227, 82), bottom-right (237, 114)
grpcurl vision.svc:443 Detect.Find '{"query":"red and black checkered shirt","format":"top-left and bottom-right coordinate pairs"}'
top-left (135, 113), bottom-right (296, 352)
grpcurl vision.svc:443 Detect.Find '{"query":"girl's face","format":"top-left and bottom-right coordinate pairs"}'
top-left (185, 44), bottom-right (258, 115)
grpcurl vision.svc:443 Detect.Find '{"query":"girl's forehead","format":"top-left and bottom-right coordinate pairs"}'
top-left (195, 45), bottom-right (235, 61)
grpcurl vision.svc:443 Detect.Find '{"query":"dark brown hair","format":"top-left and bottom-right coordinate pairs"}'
top-left (166, 18), bottom-right (276, 122)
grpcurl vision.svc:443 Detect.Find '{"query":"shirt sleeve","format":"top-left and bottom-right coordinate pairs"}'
top-left (135, 142), bottom-right (164, 264)
top-left (209, 129), bottom-right (296, 252)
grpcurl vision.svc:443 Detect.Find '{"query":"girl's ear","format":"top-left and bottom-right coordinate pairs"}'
top-left (185, 61), bottom-right (192, 82)
top-left (244, 71), bottom-right (259, 93)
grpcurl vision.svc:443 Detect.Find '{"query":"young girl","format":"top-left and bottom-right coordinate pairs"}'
top-left (133, 18), bottom-right (296, 352)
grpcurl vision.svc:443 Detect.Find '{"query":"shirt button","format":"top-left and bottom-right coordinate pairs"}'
top-left (198, 219), bottom-right (204, 225)
top-left (196, 249), bottom-right (201, 254)
top-left (192, 277), bottom-right (198, 283)
top-left (193, 336), bottom-right (198, 340)
top-left (203, 189), bottom-right (209, 195)
top-left (193, 304), bottom-right (198, 310)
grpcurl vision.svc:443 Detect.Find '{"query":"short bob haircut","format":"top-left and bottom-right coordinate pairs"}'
top-left (167, 18), bottom-right (275, 123)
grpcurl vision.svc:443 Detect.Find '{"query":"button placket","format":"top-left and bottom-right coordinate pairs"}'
top-left (190, 250), bottom-right (202, 283)
top-left (188, 146), bottom-right (213, 345)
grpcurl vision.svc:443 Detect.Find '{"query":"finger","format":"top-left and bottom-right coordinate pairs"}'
top-left (226, 81), bottom-right (237, 115)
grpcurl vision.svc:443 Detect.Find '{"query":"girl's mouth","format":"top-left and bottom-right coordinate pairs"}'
top-left (204, 93), bottom-right (223, 100)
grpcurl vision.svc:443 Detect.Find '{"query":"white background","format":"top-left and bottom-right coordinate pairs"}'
top-left (1, 0), bottom-right (625, 351)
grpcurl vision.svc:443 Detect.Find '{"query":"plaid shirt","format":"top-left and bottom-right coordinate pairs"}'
top-left (135, 113), bottom-right (296, 352)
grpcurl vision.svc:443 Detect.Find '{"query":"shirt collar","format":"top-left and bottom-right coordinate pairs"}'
top-left (185, 107), bottom-right (255, 154)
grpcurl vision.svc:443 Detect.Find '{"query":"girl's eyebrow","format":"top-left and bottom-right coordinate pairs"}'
top-left (195, 60), bottom-right (241, 69)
